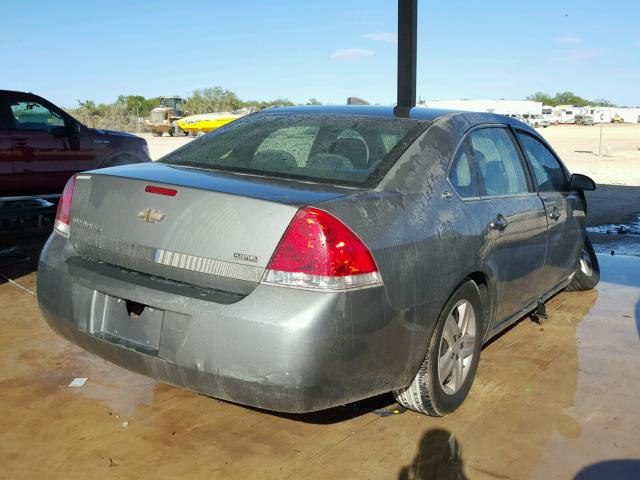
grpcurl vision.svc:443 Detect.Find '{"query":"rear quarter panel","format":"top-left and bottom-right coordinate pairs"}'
top-left (317, 115), bottom-right (493, 377)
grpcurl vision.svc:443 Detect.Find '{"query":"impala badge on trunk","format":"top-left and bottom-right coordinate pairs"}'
top-left (138, 208), bottom-right (166, 224)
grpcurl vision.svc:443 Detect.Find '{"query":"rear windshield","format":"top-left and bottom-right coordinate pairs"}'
top-left (159, 113), bottom-right (428, 187)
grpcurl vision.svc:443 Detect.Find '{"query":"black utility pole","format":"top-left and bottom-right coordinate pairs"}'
top-left (397, 0), bottom-right (417, 109)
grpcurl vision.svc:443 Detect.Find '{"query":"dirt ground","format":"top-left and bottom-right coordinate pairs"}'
top-left (1, 254), bottom-right (639, 479)
top-left (539, 123), bottom-right (640, 187)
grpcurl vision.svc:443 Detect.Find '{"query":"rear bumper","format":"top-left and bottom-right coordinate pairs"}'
top-left (37, 234), bottom-right (425, 413)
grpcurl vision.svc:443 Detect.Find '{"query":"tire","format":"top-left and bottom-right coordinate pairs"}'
top-left (151, 131), bottom-right (162, 137)
top-left (394, 280), bottom-right (483, 416)
top-left (167, 129), bottom-right (174, 137)
top-left (566, 236), bottom-right (600, 291)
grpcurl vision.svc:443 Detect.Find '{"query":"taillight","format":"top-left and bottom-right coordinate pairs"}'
top-left (262, 207), bottom-right (383, 291)
top-left (54, 175), bottom-right (77, 236)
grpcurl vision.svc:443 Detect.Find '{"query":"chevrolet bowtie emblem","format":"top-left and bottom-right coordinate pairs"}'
top-left (138, 208), bottom-right (166, 224)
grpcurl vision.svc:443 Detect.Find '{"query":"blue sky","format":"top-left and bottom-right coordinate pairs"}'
top-left (2, 0), bottom-right (639, 107)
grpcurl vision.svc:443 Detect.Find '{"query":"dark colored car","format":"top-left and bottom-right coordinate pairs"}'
top-left (0, 90), bottom-right (150, 199)
top-left (37, 106), bottom-right (599, 416)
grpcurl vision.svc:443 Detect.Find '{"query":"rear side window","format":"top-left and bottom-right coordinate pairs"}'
top-left (449, 144), bottom-right (479, 198)
top-left (516, 132), bottom-right (568, 192)
top-left (469, 128), bottom-right (529, 196)
top-left (160, 113), bottom-right (428, 187)
top-left (9, 99), bottom-right (65, 132)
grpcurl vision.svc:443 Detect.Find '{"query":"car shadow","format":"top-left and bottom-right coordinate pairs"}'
top-left (242, 392), bottom-right (399, 425)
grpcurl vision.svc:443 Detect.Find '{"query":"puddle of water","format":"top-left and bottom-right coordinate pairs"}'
top-left (587, 214), bottom-right (640, 235)
top-left (530, 255), bottom-right (640, 479)
top-left (588, 214), bottom-right (640, 257)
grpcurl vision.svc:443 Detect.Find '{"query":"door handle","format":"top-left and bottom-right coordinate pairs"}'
top-left (489, 215), bottom-right (508, 231)
top-left (549, 207), bottom-right (562, 221)
top-left (14, 137), bottom-right (27, 146)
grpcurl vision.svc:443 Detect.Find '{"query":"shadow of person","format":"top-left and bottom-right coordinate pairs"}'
top-left (399, 428), bottom-right (467, 480)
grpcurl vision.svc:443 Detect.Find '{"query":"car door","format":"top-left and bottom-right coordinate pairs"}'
top-left (514, 130), bottom-right (583, 287)
top-left (466, 126), bottom-right (549, 324)
top-left (7, 96), bottom-right (75, 195)
top-left (0, 97), bottom-right (15, 196)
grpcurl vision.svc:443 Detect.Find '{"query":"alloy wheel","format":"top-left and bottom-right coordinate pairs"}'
top-left (438, 299), bottom-right (477, 395)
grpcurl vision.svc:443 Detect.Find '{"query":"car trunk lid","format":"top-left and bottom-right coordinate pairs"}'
top-left (68, 163), bottom-right (353, 295)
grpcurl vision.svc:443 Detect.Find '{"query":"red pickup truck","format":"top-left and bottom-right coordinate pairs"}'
top-left (0, 90), bottom-right (150, 199)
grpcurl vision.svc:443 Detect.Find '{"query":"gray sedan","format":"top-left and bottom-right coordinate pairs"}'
top-left (37, 106), bottom-right (599, 416)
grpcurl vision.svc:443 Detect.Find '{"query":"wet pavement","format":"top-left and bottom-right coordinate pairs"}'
top-left (1, 254), bottom-right (639, 479)
top-left (588, 214), bottom-right (640, 257)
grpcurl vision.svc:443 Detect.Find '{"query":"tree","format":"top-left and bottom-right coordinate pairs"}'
top-left (306, 98), bottom-right (322, 105)
top-left (525, 91), bottom-right (615, 107)
top-left (185, 87), bottom-right (242, 114)
top-left (116, 95), bottom-right (155, 117)
top-left (526, 92), bottom-right (554, 105)
top-left (592, 98), bottom-right (616, 107)
top-left (552, 91), bottom-right (589, 106)
top-left (64, 88), bottom-right (300, 131)
top-left (76, 99), bottom-right (102, 116)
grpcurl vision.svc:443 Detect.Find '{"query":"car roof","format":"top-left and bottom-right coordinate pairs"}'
top-left (264, 104), bottom-right (526, 127)
top-left (0, 89), bottom-right (38, 97)
top-left (0, 90), bottom-right (50, 104)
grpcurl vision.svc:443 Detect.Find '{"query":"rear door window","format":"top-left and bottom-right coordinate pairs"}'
top-left (468, 128), bottom-right (529, 196)
top-left (449, 142), bottom-right (479, 198)
top-left (9, 99), bottom-right (65, 132)
top-left (516, 132), bottom-right (568, 192)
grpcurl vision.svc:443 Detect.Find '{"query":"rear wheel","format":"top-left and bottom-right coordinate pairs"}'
top-left (394, 280), bottom-right (483, 416)
top-left (566, 236), bottom-right (600, 291)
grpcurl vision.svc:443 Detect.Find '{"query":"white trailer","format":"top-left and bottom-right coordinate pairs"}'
top-left (544, 106), bottom-right (584, 124)
top-left (587, 108), bottom-right (613, 124)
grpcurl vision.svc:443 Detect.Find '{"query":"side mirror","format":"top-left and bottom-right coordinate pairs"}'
top-left (50, 126), bottom-right (70, 138)
top-left (69, 121), bottom-right (81, 135)
top-left (570, 173), bottom-right (596, 191)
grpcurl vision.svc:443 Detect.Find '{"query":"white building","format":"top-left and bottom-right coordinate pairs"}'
top-left (418, 99), bottom-right (542, 115)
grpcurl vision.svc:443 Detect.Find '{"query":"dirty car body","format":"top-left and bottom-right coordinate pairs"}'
top-left (38, 106), bottom-right (592, 413)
